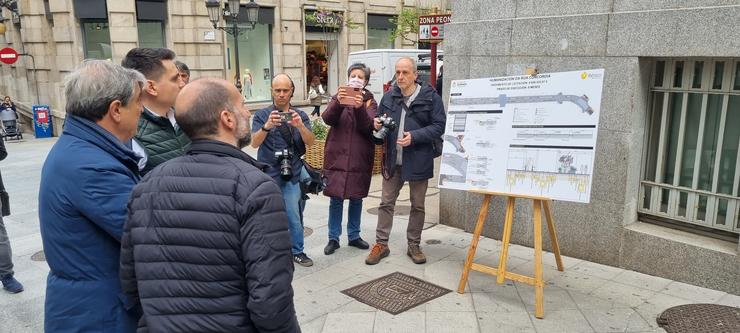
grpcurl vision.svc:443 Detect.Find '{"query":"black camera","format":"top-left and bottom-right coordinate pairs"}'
top-left (275, 149), bottom-right (293, 180)
top-left (373, 114), bottom-right (397, 140)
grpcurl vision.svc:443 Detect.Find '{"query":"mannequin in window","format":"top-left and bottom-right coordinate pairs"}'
top-left (243, 69), bottom-right (253, 100)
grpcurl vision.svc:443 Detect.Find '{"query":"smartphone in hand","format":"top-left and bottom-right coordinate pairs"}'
top-left (339, 86), bottom-right (362, 106)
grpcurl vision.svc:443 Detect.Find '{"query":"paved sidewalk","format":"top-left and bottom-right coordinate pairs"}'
top-left (1, 137), bottom-right (738, 333)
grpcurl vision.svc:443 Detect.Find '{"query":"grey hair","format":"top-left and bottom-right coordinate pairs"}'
top-left (64, 59), bottom-right (146, 121)
top-left (347, 63), bottom-right (371, 83)
top-left (397, 57), bottom-right (417, 73)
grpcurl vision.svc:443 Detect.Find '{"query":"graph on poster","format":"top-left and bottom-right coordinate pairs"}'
top-left (438, 69), bottom-right (605, 203)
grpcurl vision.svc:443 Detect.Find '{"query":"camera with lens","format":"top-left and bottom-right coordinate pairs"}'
top-left (373, 114), bottom-right (397, 140)
top-left (274, 149), bottom-right (293, 180)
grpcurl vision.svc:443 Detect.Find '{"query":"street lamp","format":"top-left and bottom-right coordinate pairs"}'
top-left (205, 0), bottom-right (259, 92)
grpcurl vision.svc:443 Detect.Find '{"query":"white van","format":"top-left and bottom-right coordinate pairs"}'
top-left (348, 49), bottom-right (443, 97)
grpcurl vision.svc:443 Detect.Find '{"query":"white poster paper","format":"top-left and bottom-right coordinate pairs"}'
top-left (439, 69), bottom-right (605, 203)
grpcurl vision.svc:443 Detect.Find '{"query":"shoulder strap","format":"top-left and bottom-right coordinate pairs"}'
top-left (276, 124), bottom-right (295, 151)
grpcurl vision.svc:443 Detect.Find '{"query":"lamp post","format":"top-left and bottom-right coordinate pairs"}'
top-left (205, 0), bottom-right (259, 92)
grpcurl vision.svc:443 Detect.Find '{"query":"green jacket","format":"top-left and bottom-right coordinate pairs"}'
top-left (136, 108), bottom-right (191, 175)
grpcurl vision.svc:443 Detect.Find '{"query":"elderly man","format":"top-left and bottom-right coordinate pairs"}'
top-left (39, 60), bottom-right (145, 332)
top-left (175, 60), bottom-right (190, 84)
top-left (251, 73), bottom-right (316, 267)
top-left (366, 57), bottom-right (446, 265)
top-left (122, 48), bottom-right (189, 175)
top-left (121, 78), bottom-right (299, 332)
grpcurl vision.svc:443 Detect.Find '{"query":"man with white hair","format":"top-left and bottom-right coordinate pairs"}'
top-left (39, 60), bottom-right (145, 332)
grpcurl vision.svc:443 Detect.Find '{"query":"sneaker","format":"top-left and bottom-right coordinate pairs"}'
top-left (365, 243), bottom-right (390, 265)
top-left (1, 275), bottom-right (23, 294)
top-left (348, 237), bottom-right (370, 250)
top-left (407, 244), bottom-right (427, 264)
top-left (324, 240), bottom-right (340, 255)
top-left (293, 253), bottom-right (314, 267)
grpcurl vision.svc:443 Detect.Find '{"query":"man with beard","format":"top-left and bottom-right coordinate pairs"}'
top-left (120, 78), bottom-right (300, 332)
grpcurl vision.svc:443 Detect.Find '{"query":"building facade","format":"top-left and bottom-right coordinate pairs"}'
top-left (443, 1), bottom-right (740, 294)
top-left (0, 0), bottom-right (449, 134)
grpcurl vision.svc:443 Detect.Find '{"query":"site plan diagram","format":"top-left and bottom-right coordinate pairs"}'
top-left (439, 69), bottom-right (605, 203)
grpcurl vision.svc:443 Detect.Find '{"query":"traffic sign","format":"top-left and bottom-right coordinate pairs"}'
top-left (0, 47), bottom-right (18, 65)
top-left (418, 14), bottom-right (451, 42)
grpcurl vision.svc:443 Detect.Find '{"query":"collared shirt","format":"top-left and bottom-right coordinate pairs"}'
top-left (251, 106), bottom-right (312, 183)
top-left (396, 84), bottom-right (421, 166)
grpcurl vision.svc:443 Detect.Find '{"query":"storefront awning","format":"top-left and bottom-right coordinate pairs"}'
top-left (225, 6), bottom-right (275, 26)
top-left (73, 0), bottom-right (107, 19)
top-left (136, 0), bottom-right (168, 21)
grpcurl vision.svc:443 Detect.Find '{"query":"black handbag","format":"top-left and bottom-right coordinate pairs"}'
top-left (1, 190), bottom-right (9, 217)
top-left (300, 162), bottom-right (326, 195)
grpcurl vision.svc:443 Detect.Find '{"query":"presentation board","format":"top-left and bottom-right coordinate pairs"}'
top-left (439, 69), bottom-right (605, 203)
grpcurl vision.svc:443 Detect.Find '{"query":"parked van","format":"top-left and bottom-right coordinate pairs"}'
top-left (347, 49), bottom-right (443, 97)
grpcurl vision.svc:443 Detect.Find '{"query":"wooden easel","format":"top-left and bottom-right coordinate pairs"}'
top-left (457, 190), bottom-right (564, 319)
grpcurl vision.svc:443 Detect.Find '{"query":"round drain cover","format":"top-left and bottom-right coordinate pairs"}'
top-left (303, 226), bottom-right (313, 237)
top-left (425, 239), bottom-right (442, 245)
top-left (657, 304), bottom-right (740, 333)
top-left (31, 250), bottom-right (46, 262)
top-left (366, 205), bottom-right (411, 216)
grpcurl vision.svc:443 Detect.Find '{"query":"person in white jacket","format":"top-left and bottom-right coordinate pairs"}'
top-left (308, 75), bottom-right (325, 117)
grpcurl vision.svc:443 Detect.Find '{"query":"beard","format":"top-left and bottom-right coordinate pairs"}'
top-left (235, 112), bottom-right (251, 148)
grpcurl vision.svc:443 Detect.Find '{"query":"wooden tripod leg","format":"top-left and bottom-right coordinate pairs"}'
top-left (543, 200), bottom-right (564, 271)
top-left (496, 197), bottom-right (515, 284)
top-left (457, 194), bottom-right (492, 294)
top-left (533, 200), bottom-right (545, 319)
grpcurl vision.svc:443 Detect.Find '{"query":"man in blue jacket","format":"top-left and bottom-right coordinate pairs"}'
top-left (366, 57), bottom-right (446, 266)
top-left (39, 60), bottom-right (145, 332)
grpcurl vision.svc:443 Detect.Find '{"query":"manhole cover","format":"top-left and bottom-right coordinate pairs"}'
top-left (366, 205), bottom-right (411, 216)
top-left (303, 227), bottom-right (313, 237)
top-left (31, 251), bottom-right (46, 261)
top-left (425, 239), bottom-right (442, 245)
top-left (657, 304), bottom-right (740, 333)
top-left (341, 272), bottom-right (451, 315)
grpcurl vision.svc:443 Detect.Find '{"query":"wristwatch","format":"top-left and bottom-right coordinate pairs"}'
top-left (261, 126), bottom-right (271, 132)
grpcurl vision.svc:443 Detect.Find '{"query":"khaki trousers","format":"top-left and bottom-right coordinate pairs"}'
top-left (375, 167), bottom-right (428, 246)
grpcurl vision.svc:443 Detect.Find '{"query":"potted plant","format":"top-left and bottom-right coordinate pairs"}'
top-left (304, 118), bottom-right (329, 169)
top-left (304, 117), bottom-right (383, 174)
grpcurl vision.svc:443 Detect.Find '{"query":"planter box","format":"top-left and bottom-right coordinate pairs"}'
top-left (305, 139), bottom-right (383, 175)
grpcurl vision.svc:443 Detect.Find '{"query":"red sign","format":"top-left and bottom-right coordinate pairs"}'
top-left (431, 26), bottom-right (439, 37)
top-left (0, 47), bottom-right (18, 65)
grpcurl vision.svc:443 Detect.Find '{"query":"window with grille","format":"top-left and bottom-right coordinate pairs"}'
top-left (640, 59), bottom-right (740, 235)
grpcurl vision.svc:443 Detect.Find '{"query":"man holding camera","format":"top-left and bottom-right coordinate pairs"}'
top-left (251, 73), bottom-right (316, 267)
top-left (366, 57), bottom-right (446, 266)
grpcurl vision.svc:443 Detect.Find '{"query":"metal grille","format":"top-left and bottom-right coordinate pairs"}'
top-left (640, 59), bottom-right (740, 234)
top-left (341, 272), bottom-right (451, 315)
top-left (657, 304), bottom-right (740, 333)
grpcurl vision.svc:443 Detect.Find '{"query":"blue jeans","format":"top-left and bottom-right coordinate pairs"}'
top-left (279, 180), bottom-right (304, 255)
top-left (328, 197), bottom-right (363, 242)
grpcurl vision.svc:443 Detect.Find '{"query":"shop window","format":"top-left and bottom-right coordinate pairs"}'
top-left (138, 21), bottom-right (165, 48)
top-left (367, 14), bottom-right (396, 49)
top-left (82, 21), bottom-right (112, 60)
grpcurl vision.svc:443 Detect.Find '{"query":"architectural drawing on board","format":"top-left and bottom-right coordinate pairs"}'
top-left (439, 134), bottom-right (468, 186)
top-left (505, 147), bottom-right (594, 201)
top-left (450, 93), bottom-right (595, 115)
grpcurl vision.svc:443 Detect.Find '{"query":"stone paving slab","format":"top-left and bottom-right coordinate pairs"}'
top-left (0, 137), bottom-right (736, 333)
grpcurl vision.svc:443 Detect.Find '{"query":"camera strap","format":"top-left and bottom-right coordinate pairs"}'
top-left (277, 124), bottom-right (295, 152)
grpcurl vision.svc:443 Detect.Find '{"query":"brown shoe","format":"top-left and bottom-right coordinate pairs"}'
top-left (407, 244), bottom-right (427, 264)
top-left (365, 243), bottom-right (390, 265)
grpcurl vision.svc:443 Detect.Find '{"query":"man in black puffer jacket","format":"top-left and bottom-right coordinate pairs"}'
top-left (120, 77), bottom-right (300, 333)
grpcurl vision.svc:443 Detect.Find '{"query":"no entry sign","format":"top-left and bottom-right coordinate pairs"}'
top-left (0, 47), bottom-right (18, 65)
top-left (418, 14), bottom-right (451, 42)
